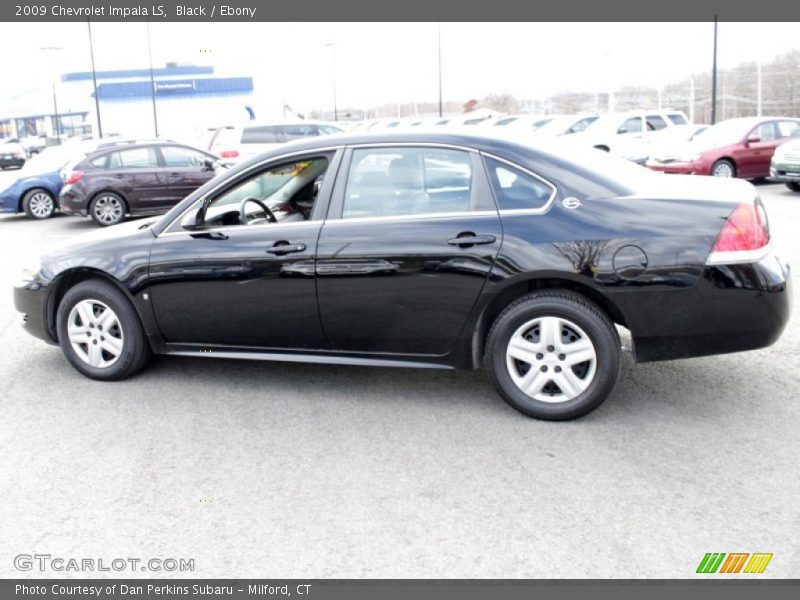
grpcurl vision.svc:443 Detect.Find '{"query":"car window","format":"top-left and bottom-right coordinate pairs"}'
top-left (776, 121), bottom-right (800, 138)
top-left (567, 116), bottom-right (598, 134)
top-left (108, 147), bottom-right (159, 169)
top-left (240, 126), bottom-right (283, 144)
top-left (484, 157), bottom-right (554, 211)
top-left (281, 124), bottom-right (320, 140)
top-left (343, 147), bottom-right (473, 219)
top-left (161, 146), bottom-right (209, 167)
top-left (618, 117), bottom-right (643, 134)
top-left (646, 115), bottom-right (668, 131)
top-left (89, 155), bottom-right (108, 169)
top-left (495, 117), bottom-right (518, 126)
top-left (668, 113), bottom-right (688, 125)
top-left (752, 122), bottom-right (777, 142)
top-left (318, 125), bottom-right (343, 135)
top-left (180, 156), bottom-right (330, 230)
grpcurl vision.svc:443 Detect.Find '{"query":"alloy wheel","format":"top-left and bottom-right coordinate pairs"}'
top-left (712, 162), bottom-right (734, 177)
top-left (505, 316), bottom-right (597, 403)
top-left (29, 192), bottom-right (54, 218)
top-left (67, 299), bottom-right (124, 368)
top-left (93, 196), bottom-right (123, 224)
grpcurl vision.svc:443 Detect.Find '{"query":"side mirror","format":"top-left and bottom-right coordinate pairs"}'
top-left (746, 135), bottom-right (761, 145)
top-left (181, 206), bottom-right (206, 230)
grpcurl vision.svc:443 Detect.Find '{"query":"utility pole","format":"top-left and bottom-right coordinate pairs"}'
top-left (437, 22), bottom-right (443, 118)
top-left (757, 60), bottom-right (762, 116)
top-left (40, 46), bottom-right (62, 142)
top-left (87, 19), bottom-right (103, 137)
top-left (146, 21), bottom-right (159, 137)
top-left (689, 76), bottom-right (695, 123)
top-left (711, 15), bottom-right (718, 124)
top-left (326, 42), bottom-right (338, 121)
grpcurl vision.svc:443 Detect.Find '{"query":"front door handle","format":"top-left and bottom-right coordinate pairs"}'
top-left (267, 241), bottom-right (307, 255)
top-left (447, 233), bottom-right (496, 247)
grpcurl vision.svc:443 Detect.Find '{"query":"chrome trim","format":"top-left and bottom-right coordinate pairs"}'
top-left (157, 219), bottom-right (318, 238)
top-left (480, 151), bottom-right (558, 215)
top-left (706, 243), bottom-right (772, 265)
top-left (159, 145), bottom-right (342, 237)
top-left (326, 210), bottom-right (498, 226)
top-left (346, 141), bottom-right (479, 153)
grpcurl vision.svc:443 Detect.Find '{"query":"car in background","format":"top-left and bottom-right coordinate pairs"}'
top-left (646, 117), bottom-right (800, 178)
top-left (59, 141), bottom-right (223, 226)
top-left (770, 138), bottom-right (800, 191)
top-left (531, 114), bottom-right (600, 137)
top-left (568, 111), bottom-right (691, 159)
top-left (0, 142), bottom-right (27, 170)
top-left (205, 121), bottom-right (344, 163)
top-left (21, 135), bottom-right (48, 156)
top-left (489, 114), bottom-right (554, 130)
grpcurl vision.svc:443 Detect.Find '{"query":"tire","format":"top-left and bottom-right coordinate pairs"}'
top-left (22, 188), bottom-right (56, 219)
top-left (786, 182), bottom-right (800, 193)
top-left (90, 192), bottom-right (127, 227)
top-left (484, 290), bottom-right (621, 420)
top-left (56, 279), bottom-right (150, 381)
top-left (711, 159), bottom-right (736, 178)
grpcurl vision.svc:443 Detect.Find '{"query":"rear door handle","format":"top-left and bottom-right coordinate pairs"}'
top-left (447, 233), bottom-right (496, 247)
top-left (267, 241), bottom-right (307, 255)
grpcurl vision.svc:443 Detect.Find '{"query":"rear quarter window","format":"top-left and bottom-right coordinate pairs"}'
top-left (484, 157), bottom-right (554, 212)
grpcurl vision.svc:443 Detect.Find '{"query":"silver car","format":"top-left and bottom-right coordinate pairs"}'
top-left (770, 139), bottom-right (800, 192)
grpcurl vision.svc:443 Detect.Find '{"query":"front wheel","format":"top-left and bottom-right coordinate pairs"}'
top-left (56, 280), bottom-right (150, 380)
top-left (711, 159), bottom-right (736, 178)
top-left (786, 182), bottom-right (800, 193)
top-left (485, 290), bottom-right (621, 420)
top-left (90, 192), bottom-right (127, 226)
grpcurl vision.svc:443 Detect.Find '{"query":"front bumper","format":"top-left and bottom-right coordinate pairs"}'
top-left (770, 162), bottom-right (800, 182)
top-left (622, 252), bottom-right (791, 362)
top-left (13, 281), bottom-right (56, 344)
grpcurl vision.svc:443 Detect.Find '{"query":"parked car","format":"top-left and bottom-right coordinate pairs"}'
top-left (530, 114), bottom-right (600, 137)
top-left (14, 132), bottom-right (790, 420)
top-left (769, 138), bottom-right (800, 192)
top-left (20, 135), bottom-right (48, 156)
top-left (646, 117), bottom-right (800, 178)
top-left (489, 114), bottom-right (554, 130)
top-left (568, 110), bottom-right (692, 161)
top-left (59, 142), bottom-right (223, 226)
top-left (0, 142), bottom-right (27, 170)
top-left (0, 144), bottom-right (81, 219)
top-left (205, 121), bottom-right (344, 163)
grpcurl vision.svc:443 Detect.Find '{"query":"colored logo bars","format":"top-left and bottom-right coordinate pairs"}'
top-left (696, 552), bottom-right (773, 574)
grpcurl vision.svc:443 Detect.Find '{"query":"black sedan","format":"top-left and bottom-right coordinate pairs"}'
top-left (13, 131), bottom-right (791, 420)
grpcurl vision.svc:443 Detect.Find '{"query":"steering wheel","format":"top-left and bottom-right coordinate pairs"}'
top-left (239, 196), bottom-right (277, 225)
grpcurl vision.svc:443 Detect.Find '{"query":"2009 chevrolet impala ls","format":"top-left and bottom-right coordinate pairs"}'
top-left (13, 132), bottom-right (791, 419)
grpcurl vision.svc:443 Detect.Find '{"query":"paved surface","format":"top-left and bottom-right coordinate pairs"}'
top-left (0, 173), bottom-right (797, 578)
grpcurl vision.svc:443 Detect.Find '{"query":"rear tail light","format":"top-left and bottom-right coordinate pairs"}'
top-left (65, 171), bottom-right (85, 185)
top-left (707, 198), bottom-right (770, 264)
top-left (219, 150), bottom-right (239, 159)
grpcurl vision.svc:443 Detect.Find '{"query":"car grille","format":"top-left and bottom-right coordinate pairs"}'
top-left (782, 151), bottom-right (800, 162)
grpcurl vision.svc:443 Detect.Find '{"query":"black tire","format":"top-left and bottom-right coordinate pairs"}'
top-left (484, 290), bottom-right (621, 420)
top-left (89, 192), bottom-right (127, 227)
top-left (21, 188), bottom-right (56, 219)
top-left (711, 159), bottom-right (736, 178)
top-left (786, 182), bottom-right (800, 193)
top-left (56, 279), bottom-right (150, 381)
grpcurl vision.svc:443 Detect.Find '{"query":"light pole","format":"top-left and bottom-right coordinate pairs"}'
top-left (711, 15), bottom-right (718, 124)
top-left (40, 46), bottom-right (63, 143)
top-left (437, 22), bottom-right (443, 118)
top-left (146, 21), bottom-right (159, 137)
top-left (326, 42), bottom-right (338, 121)
top-left (87, 19), bottom-right (103, 138)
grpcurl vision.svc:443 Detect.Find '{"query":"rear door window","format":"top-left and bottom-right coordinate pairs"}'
top-left (667, 113), bottom-right (688, 125)
top-left (646, 115), bottom-right (668, 131)
top-left (108, 147), bottom-right (160, 169)
top-left (776, 121), bottom-right (800, 138)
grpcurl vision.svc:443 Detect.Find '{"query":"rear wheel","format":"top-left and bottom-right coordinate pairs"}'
top-left (786, 182), bottom-right (800, 193)
top-left (711, 159), bottom-right (736, 178)
top-left (90, 192), bottom-right (127, 226)
top-left (485, 290), bottom-right (621, 420)
top-left (56, 280), bottom-right (150, 380)
top-left (22, 189), bottom-right (55, 219)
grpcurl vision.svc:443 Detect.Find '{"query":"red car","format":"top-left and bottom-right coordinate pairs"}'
top-left (646, 116), bottom-right (800, 178)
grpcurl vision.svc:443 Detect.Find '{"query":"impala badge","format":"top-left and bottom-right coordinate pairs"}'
top-left (562, 197), bottom-right (582, 210)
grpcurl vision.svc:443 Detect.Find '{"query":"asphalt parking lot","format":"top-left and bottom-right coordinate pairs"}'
top-left (0, 173), bottom-right (797, 579)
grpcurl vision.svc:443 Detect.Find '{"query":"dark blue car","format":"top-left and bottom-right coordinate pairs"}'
top-left (0, 168), bottom-right (63, 219)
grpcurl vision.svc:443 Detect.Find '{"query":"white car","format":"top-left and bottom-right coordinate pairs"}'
top-left (531, 114), bottom-right (601, 137)
top-left (568, 111), bottom-right (692, 161)
top-left (204, 121), bottom-right (344, 163)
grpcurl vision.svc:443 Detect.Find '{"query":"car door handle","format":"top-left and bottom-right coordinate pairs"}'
top-left (447, 233), bottom-right (496, 247)
top-left (267, 241), bottom-right (306, 255)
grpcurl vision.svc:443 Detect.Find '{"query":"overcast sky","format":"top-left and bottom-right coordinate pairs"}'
top-left (1, 21), bottom-right (798, 115)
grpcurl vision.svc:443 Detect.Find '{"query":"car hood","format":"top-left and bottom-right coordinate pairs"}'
top-left (41, 219), bottom-right (156, 265)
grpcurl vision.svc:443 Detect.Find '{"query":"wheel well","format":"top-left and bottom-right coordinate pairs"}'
top-left (714, 157), bottom-right (736, 173)
top-left (17, 187), bottom-right (52, 212)
top-left (46, 269), bottom-right (133, 342)
top-left (594, 145), bottom-right (610, 152)
top-left (471, 278), bottom-right (627, 367)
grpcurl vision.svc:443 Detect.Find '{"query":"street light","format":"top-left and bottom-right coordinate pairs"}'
top-left (39, 46), bottom-right (63, 143)
top-left (326, 42), bottom-right (338, 121)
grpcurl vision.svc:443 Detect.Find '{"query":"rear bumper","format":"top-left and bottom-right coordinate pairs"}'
top-left (13, 282), bottom-right (55, 344)
top-left (625, 252), bottom-right (791, 362)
